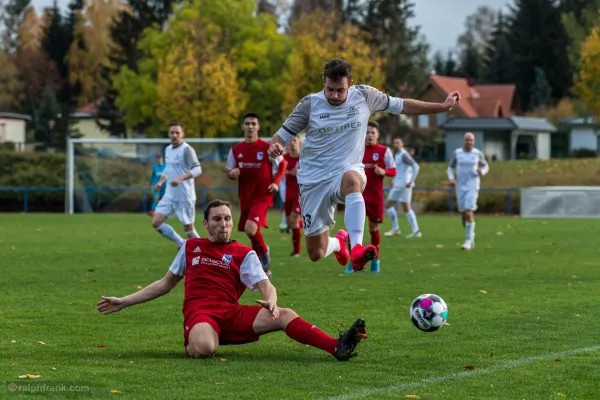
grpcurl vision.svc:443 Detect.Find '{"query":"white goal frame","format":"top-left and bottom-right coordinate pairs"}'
top-left (65, 137), bottom-right (270, 214)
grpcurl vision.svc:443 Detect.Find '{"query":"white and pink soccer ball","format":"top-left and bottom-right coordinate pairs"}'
top-left (410, 293), bottom-right (448, 332)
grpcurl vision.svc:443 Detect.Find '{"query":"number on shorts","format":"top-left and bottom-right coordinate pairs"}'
top-left (302, 213), bottom-right (312, 229)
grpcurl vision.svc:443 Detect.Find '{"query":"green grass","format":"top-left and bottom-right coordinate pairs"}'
top-left (1, 213), bottom-right (600, 399)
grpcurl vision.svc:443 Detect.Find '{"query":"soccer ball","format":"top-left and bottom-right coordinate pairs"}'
top-left (410, 293), bottom-right (448, 332)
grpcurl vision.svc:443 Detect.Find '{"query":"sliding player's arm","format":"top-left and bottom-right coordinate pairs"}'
top-left (269, 96), bottom-right (310, 158)
top-left (97, 245), bottom-right (186, 314)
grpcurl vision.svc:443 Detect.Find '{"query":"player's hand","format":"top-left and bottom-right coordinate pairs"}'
top-left (443, 91), bottom-right (461, 111)
top-left (405, 182), bottom-right (413, 188)
top-left (171, 177), bottom-right (184, 187)
top-left (477, 168), bottom-right (483, 177)
top-left (97, 296), bottom-right (125, 315)
top-left (374, 166), bottom-right (385, 176)
top-left (154, 183), bottom-right (162, 192)
top-left (448, 179), bottom-right (456, 187)
top-left (268, 143), bottom-right (284, 158)
top-left (268, 183), bottom-right (279, 192)
top-left (256, 299), bottom-right (280, 320)
top-left (228, 168), bottom-right (240, 179)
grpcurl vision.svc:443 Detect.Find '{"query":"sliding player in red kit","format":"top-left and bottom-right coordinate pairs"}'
top-left (283, 137), bottom-right (302, 256)
top-left (346, 121), bottom-right (395, 273)
top-left (227, 113), bottom-right (287, 277)
top-left (97, 200), bottom-right (367, 362)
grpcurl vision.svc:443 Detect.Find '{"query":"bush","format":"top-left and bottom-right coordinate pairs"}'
top-left (571, 148), bottom-right (598, 158)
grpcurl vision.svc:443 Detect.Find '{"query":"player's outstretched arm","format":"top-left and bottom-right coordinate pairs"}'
top-left (255, 279), bottom-right (279, 320)
top-left (97, 271), bottom-right (182, 315)
top-left (402, 91), bottom-right (461, 115)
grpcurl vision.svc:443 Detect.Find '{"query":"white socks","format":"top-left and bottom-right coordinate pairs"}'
top-left (387, 206), bottom-right (399, 232)
top-left (406, 209), bottom-right (420, 233)
top-left (344, 192), bottom-right (365, 248)
top-left (156, 223), bottom-right (185, 247)
top-left (325, 236), bottom-right (341, 258)
top-left (465, 222), bottom-right (475, 240)
top-left (185, 229), bottom-right (200, 238)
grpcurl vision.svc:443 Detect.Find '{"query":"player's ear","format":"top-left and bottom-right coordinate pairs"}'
top-left (348, 79), bottom-right (354, 87)
top-left (203, 219), bottom-right (208, 229)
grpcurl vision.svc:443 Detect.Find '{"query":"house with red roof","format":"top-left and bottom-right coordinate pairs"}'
top-left (415, 74), bottom-right (556, 161)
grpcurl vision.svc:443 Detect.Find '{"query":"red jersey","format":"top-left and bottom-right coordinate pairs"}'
top-left (363, 144), bottom-right (396, 203)
top-left (176, 238), bottom-right (266, 314)
top-left (227, 139), bottom-right (286, 209)
top-left (283, 153), bottom-right (300, 202)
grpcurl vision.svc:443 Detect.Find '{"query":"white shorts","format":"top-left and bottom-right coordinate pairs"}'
top-left (387, 186), bottom-right (412, 204)
top-left (457, 189), bottom-right (478, 212)
top-left (155, 198), bottom-right (196, 225)
top-left (299, 165), bottom-right (366, 236)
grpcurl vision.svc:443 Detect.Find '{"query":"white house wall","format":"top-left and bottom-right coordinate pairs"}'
top-left (0, 118), bottom-right (26, 150)
top-left (536, 132), bottom-right (550, 160)
top-left (569, 126), bottom-right (597, 151)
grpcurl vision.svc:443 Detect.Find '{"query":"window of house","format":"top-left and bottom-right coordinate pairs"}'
top-left (436, 112), bottom-right (446, 126)
top-left (418, 115), bottom-right (429, 128)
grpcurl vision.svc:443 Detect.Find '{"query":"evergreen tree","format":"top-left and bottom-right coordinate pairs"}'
top-left (41, 1), bottom-right (72, 104)
top-left (461, 42), bottom-right (481, 80)
top-left (432, 51), bottom-right (444, 75)
top-left (1, 0), bottom-right (30, 51)
top-left (35, 87), bottom-right (59, 149)
top-left (443, 51), bottom-right (459, 77)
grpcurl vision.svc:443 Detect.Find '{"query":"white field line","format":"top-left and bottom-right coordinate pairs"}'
top-left (322, 345), bottom-right (600, 400)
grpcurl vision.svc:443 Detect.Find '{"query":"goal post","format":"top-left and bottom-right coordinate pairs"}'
top-left (65, 137), bottom-right (271, 214)
top-left (520, 186), bottom-right (600, 218)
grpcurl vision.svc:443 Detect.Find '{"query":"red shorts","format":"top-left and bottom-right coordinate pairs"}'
top-left (365, 197), bottom-right (384, 224)
top-left (238, 201), bottom-right (269, 232)
top-left (284, 198), bottom-right (301, 216)
top-left (183, 304), bottom-right (262, 346)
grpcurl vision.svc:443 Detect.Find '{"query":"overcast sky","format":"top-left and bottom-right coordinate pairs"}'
top-left (31, 0), bottom-right (512, 55)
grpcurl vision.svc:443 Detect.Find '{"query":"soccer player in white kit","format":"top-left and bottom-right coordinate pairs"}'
top-left (268, 58), bottom-right (461, 272)
top-left (447, 132), bottom-right (489, 250)
top-left (151, 123), bottom-right (203, 248)
top-left (385, 137), bottom-right (421, 238)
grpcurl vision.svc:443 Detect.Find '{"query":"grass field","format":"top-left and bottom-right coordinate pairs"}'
top-left (2, 213), bottom-right (600, 399)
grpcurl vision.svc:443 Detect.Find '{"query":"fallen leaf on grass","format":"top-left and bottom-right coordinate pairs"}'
top-left (10, 340), bottom-right (16, 343)
top-left (516, 311), bottom-right (520, 314)
top-left (555, 359), bottom-right (561, 363)
top-left (134, 285), bottom-right (142, 289)
top-left (432, 264), bottom-right (440, 267)
top-left (496, 232), bottom-right (503, 236)
top-left (415, 253), bottom-right (421, 257)
top-left (18, 374), bottom-right (41, 379)
top-left (36, 341), bottom-right (45, 345)
top-left (358, 289), bottom-right (367, 292)
top-left (10, 246), bottom-right (16, 250)
top-left (35, 228), bottom-right (41, 232)
top-left (18, 324), bottom-right (25, 327)
top-left (490, 353), bottom-right (494, 357)
top-left (338, 322), bottom-right (345, 327)
top-left (219, 358), bottom-right (227, 362)
top-left (479, 290), bottom-right (487, 294)
top-left (557, 393), bottom-right (565, 398)
top-left (51, 367), bottom-right (57, 371)
top-left (11, 362), bottom-right (17, 367)
top-left (411, 371), bottom-right (416, 375)
top-left (97, 344), bottom-right (107, 349)
top-left (404, 396), bottom-right (420, 399)
top-left (215, 382), bottom-right (225, 385)
top-left (129, 361), bottom-right (134, 364)
top-left (109, 390), bottom-right (120, 394)
top-left (463, 365), bottom-right (474, 370)
top-left (435, 244), bottom-right (444, 248)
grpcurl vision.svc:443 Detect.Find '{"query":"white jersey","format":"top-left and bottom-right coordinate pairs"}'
top-left (276, 85), bottom-right (404, 185)
top-left (163, 142), bottom-right (202, 202)
top-left (447, 147), bottom-right (489, 191)
top-left (393, 148), bottom-right (419, 186)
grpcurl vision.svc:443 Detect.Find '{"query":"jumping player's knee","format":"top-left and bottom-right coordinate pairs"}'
top-left (307, 247), bottom-right (324, 262)
top-left (340, 170), bottom-right (364, 197)
top-left (186, 341), bottom-right (218, 358)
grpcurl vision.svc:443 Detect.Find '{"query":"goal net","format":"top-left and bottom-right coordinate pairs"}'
top-left (65, 137), bottom-right (272, 214)
top-left (520, 186), bottom-right (600, 218)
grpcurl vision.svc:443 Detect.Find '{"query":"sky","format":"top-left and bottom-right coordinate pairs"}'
top-left (31, 0), bottom-right (512, 55)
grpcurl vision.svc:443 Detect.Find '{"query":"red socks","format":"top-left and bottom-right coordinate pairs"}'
top-left (370, 230), bottom-right (381, 254)
top-left (285, 317), bottom-right (337, 354)
top-left (250, 229), bottom-right (267, 257)
top-left (292, 228), bottom-right (301, 254)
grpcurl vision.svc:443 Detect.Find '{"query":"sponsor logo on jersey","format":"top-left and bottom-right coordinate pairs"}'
top-left (193, 247), bottom-right (201, 253)
top-left (347, 105), bottom-right (360, 117)
top-left (317, 121), bottom-right (362, 135)
top-left (237, 153), bottom-right (243, 158)
top-left (222, 254), bottom-right (232, 265)
top-left (192, 256), bottom-right (200, 266)
top-left (319, 114), bottom-right (330, 119)
top-left (373, 153), bottom-right (379, 161)
top-left (257, 152), bottom-right (263, 161)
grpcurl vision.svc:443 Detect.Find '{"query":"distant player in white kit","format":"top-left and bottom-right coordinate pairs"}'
top-left (152, 123), bottom-right (203, 248)
top-left (268, 58), bottom-right (461, 272)
top-left (447, 132), bottom-right (489, 250)
top-left (385, 137), bottom-right (421, 238)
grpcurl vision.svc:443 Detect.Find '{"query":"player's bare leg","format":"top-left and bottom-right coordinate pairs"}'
top-left (252, 307), bottom-right (367, 362)
top-left (245, 220), bottom-right (271, 276)
top-left (305, 229), bottom-right (349, 265)
top-left (149, 195), bottom-right (160, 216)
top-left (402, 203), bottom-right (421, 238)
top-left (384, 199), bottom-right (400, 236)
top-left (152, 212), bottom-right (185, 248)
top-left (183, 223), bottom-right (200, 239)
top-left (340, 170), bottom-right (377, 272)
top-left (186, 323), bottom-right (219, 358)
top-left (461, 210), bottom-right (475, 250)
top-left (288, 212), bottom-right (301, 257)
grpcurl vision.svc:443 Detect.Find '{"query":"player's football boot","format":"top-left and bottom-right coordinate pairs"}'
top-left (333, 317), bottom-right (368, 362)
top-left (383, 229), bottom-right (400, 237)
top-left (405, 231), bottom-right (422, 238)
top-left (350, 244), bottom-right (378, 272)
top-left (264, 268), bottom-right (272, 278)
top-left (290, 252), bottom-right (301, 257)
top-left (461, 239), bottom-right (473, 250)
top-left (344, 262), bottom-right (354, 274)
top-left (259, 246), bottom-right (271, 269)
top-left (370, 259), bottom-right (380, 273)
top-left (334, 230), bottom-right (350, 266)
top-left (147, 210), bottom-right (155, 217)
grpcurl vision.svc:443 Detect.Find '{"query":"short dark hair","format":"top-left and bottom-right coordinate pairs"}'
top-left (242, 112), bottom-right (259, 122)
top-left (368, 121), bottom-right (379, 129)
top-left (169, 122), bottom-right (184, 130)
top-left (393, 136), bottom-right (403, 141)
top-left (203, 199), bottom-right (232, 220)
top-left (323, 58), bottom-right (352, 81)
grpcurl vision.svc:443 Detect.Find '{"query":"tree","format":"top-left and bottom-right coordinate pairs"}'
top-left (561, 0), bottom-right (600, 72)
top-left (529, 67), bottom-right (553, 109)
top-left (431, 51), bottom-right (444, 75)
top-left (457, 5), bottom-right (497, 54)
top-left (16, 6), bottom-right (43, 50)
top-left (573, 25), bottom-right (600, 117)
top-left (481, 12), bottom-right (515, 84)
top-left (290, 0), bottom-right (342, 22)
top-left (281, 9), bottom-right (385, 116)
top-left (443, 51), bottom-right (460, 77)
top-left (460, 43), bottom-right (482, 80)
top-left (508, 0), bottom-right (571, 109)
top-left (35, 87), bottom-right (59, 148)
top-left (1, 0), bottom-right (31, 51)
top-left (0, 51), bottom-right (21, 109)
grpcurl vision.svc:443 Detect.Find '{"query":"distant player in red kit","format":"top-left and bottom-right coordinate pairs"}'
top-left (227, 113), bottom-right (287, 277)
top-left (97, 200), bottom-right (367, 361)
top-left (283, 136), bottom-right (302, 257)
top-left (346, 121), bottom-right (395, 273)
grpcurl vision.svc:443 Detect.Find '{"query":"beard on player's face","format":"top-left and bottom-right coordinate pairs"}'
top-left (204, 217), bottom-right (233, 243)
top-left (324, 77), bottom-right (350, 106)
